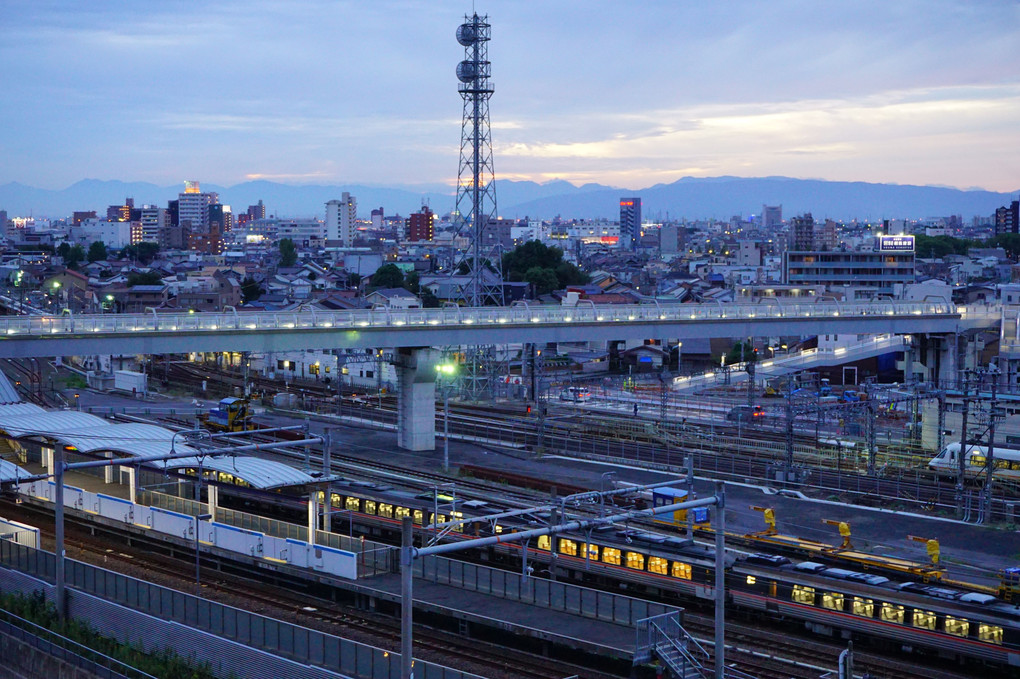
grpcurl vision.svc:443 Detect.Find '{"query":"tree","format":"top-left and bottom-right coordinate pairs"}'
top-left (502, 240), bottom-right (589, 292)
top-left (370, 264), bottom-right (405, 290)
top-left (279, 238), bottom-right (297, 267)
top-left (346, 272), bottom-right (361, 289)
top-left (987, 233), bottom-right (1020, 261)
top-left (421, 288), bottom-right (440, 308)
top-left (57, 242), bottom-right (71, 260)
top-left (126, 271), bottom-right (164, 287)
top-left (241, 275), bottom-right (263, 303)
top-left (87, 241), bottom-right (108, 263)
top-left (64, 245), bottom-right (85, 270)
top-left (122, 242), bottom-right (160, 265)
top-left (404, 270), bottom-right (420, 294)
top-left (554, 260), bottom-right (589, 288)
top-left (524, 266), bottom-right (560, 295)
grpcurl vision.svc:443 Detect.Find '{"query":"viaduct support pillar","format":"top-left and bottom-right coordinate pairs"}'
top-left (936, 333), bottom-right (958, 389)
top-left (396, 348), bottom-right (438, 452)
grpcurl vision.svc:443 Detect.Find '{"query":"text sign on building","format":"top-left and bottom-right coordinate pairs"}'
top-left (879, 235), bottom-right (915, 252)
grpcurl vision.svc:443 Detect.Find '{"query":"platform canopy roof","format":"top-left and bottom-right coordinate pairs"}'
top-left (0, 458), bottom-right (33, 484)
top-left (0, 403), bottom-right (198, 460)
top-left (152, 455), bottom-right (324, 490)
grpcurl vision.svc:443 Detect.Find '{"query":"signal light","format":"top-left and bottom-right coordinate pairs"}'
top-left (526, 405), bottom-right (532, 414)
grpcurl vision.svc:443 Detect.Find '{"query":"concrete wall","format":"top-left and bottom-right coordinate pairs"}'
top-left (0, 631), bottom-right (104, 679)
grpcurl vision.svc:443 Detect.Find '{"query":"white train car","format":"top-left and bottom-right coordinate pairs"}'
top-left (928, 443), bottom-right (1020, 482)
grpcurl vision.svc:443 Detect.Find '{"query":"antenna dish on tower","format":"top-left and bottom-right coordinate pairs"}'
top-left (456, 23), bottom-right (480, 46)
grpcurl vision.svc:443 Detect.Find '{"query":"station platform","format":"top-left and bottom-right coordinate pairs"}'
top-left (351, 572), bottom-right (635, 659)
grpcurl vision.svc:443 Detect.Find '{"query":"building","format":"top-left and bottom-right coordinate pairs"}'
top-left (139, 206), bottom-right (167, 244)
top-left (619, 197), bottom-right (641, 251)
top-left (762, 205), bottom-right (782, 230)
top-left (247, 200), bottom-right (266, 222)
top-left (782, 236), bottom-right (916, 298)
top-left (406, 205), bottom-right (434, 242)
top-left (659, 222), bottom-right (679, 256)
top-left (325, 192), bottom-right (356, 245)
top-left (995, 199), bottom-right (1020, 236)
top-left (277, 219), bottom-right (325, 248)
top-left (371, 208), bottom-right (384, 230)
top-left (789, 213), bottom-right (815, 251)
top-left (72, 211), bottom-right (96, 226)
top-left (77, 218), bottom-right (134, 249)
top-left (177, 181), bottom-right (218, 234)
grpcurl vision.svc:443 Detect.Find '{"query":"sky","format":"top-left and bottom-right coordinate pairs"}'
top-left (1, 0), bottom-right (1018, 193)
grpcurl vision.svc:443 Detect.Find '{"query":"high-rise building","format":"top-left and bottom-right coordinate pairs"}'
top-left (995, 199), bottom-right (1020, 236)
top-left (659, 222), bottom-right (679, 255)
top-left (107, 198), bottom-right (135, 222)
top-left (406, 205), bottom-right (435, 242)
top-left (139, 206), bottom-right (167, 243)
top-left (247, 200), bottom-right (266, 221)
top-left (619, 197), bottom-right (641, 251)
top-left (762, 205), bottom-right (782, 230)
top-left (177, 181), bottom-right (217, 234)
top-left (371, 207), bottom-right (384, 230)
top-left (325, 192), bottom-right (356, 245)
top-left (789, 213), bottom-right (815, 251)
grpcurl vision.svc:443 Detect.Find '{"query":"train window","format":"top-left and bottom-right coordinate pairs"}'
top-left (345, 496), bottom-right (360, 511)
top-left (648, 556), bottom-right (669, 575)
top-left (331, 493), bottom-right (342, 508)
top-left (394, 507), bottom-right (410, 521)
top-left (912, 609), bottom-right (936, 631)
top-left (364, 500), bottom-right (377, 515)
top-left (378, 503), bottom-right (393, 518)
top-left (944, 616), bottom-right (969, 637)
top-left (559, 539), bottom-right (578, 557)
top-left (880, 603), bottom-right (905, 624)
top-left (585, 544), bottom-right (599, 561)
top-left (602, 547), bottom-right (621, 565)
top-left (852, 597), bottom-right (873, 618)
top-left (413, 510), bottom-right (424, 525)
top-left (450, 512), bottom-right (463, 533)
top-left (822, 593), bottom-right (844, 611)
top-left (537, 535), bottom-right (551, 551)
top-left (435, 514), bottom-right (446, 526)
top-left (970, 455), bottom-right (985, 466)
top-left (626, 552), bottom-right (645, 570)
top-left (672, 562), bottom-right (692, 580)
top-left (745, 575), bottom-right (756, 585)
top-left (978, 623), bottom-right (1003, 644)
top-left (792, 585), bottom-right (815, 605)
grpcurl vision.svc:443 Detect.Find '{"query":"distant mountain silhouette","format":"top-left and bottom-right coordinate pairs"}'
top-left (0, 176), bottom-right (1015, 221)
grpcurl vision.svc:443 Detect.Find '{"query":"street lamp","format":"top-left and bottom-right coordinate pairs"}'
top-left (194, 512), bottom-right (213, 587)
top-left (435, 362), bottom-right (458, 472)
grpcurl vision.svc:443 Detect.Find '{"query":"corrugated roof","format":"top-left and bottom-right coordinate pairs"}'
top-left (0, 403), bottom-right (46, 417)
top-left (0, 411), bottom-right (109, 439)
top-left (155, 455), bottom-right (321, 490)
top-left (0, 459), bottom-right (32, 484)
top-left (0, 372), bottom-right (22, 405)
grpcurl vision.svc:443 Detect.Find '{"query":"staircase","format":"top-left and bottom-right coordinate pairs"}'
top-left (635, 611), bottom-right (758, 679)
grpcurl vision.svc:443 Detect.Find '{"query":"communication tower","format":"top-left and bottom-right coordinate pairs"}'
top-left (454, 13), bottom-right (503, 307)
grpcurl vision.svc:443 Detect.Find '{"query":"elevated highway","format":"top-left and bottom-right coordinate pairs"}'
top-left (0, 300), bottom-right (997, 359)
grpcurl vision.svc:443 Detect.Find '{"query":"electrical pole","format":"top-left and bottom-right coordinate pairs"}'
top-left (956, 374), bottom-right (970, 519)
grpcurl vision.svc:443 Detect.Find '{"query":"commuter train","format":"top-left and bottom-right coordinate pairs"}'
top-left (321, 482), bottom-right (1020, 672)
top-left (928, 443), bottom-right (1020, 483)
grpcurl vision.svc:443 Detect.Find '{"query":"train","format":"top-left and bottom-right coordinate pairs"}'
top-left (928, 442), bottom-right (1020, 483)
top-left (314, 481), bottom-right (1020, 672)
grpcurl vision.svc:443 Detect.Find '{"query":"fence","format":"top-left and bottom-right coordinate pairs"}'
top-left (0, 540), bottom-right (480, 679)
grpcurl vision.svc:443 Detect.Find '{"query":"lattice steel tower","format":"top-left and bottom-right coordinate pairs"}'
top-left (455, 13), bottom-right (503, 307)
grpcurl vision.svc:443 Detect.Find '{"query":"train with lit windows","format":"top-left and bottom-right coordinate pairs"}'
top-left (314, 481), bottom-right (1020, 672)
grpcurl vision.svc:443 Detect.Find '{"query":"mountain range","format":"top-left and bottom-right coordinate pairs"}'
top-left (0, 177), bottom-right (1016, 222)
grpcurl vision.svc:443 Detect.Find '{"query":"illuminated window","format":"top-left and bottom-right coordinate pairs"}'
top-left (822, 593), bottom-right (845, 611)
top-left (745, 575), bottom-right (757, 585)
top-left (331, 493), bottom-right (342, 508)
top-left (377, 503), bottom-right (393, 518)
top-left (413, 510), bottom-right (423, 525)
top-left (537, 535), bottom-right (551, 551)
top-left (602, 547), bottom-right (621, 565)
top-left (435, 514), bottom-right (446, 526)
top-left (880, 603), bottom-right (905, 624)
top-left (559, 539), bottom-right (578, 557)
top-left (792, 585), bottom-right (815, 604)
top-left (852, 597), bottom-right (873, 618)
top-left (493, 523), bottom-right (502, 534)
top-left (451, 512), bottom-right (463, 533)
top-left (672, 562), bottom-right (692, 580)
top-left (912, 609), bottom-right (936, 630)
top-left (626, 552), bottom-right (645, 571)
top-left (979, 624), bottom-right (1003, 644)
top-left (394, 506), bottom-right (410, 520)
top-left (345, 496), bottom-right (359, 511)
top-left (945, 616), bottom-right (969, 637)
top-left (585, 544), bottom-right (599, 561)
top-left (648, 556), bottom-right (669, 575)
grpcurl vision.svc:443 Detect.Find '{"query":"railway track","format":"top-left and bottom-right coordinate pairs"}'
top-left (5, 501), bottom-right (620, 679)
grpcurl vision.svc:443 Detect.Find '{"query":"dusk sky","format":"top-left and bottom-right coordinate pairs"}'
top-left (1, 1), bottom-right (1018, 193)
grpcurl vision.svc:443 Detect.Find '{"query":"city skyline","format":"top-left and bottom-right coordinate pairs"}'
top-left (1, 1), bottom-right (1018, 193)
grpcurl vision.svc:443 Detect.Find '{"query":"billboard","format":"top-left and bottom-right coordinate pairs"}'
top-left (879, 235), bottom-right (915, 252)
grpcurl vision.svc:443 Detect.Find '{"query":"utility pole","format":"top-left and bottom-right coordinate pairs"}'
top-left (956, 374), bottom-right (970, 519)
top-left (981, 376), bottom-right (998, 523)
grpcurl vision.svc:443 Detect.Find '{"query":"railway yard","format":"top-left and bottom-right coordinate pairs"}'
top-left (1, 359), bottom-right (1020, 679)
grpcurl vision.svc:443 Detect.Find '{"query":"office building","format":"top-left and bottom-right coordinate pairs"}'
top-left (619, 197), bottom-right (641, 251)
top-left (782, 236), bottom-right (916, 298)
top-left (660, 222), bottom-right (679, 255)
top-left (177, 181), bottom-right (218, 233)
top-left (996, 199), bottom-right (1020, 236)
top-left (325, 192), bottom-right (357, 245)
top-left (762, 205), bottom-right (782, 230)
top-left (139, 206), bottom-right (167, 243)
